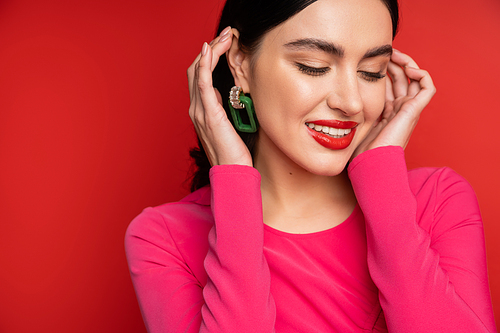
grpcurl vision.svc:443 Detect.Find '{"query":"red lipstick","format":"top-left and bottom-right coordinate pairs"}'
top-left (306, 121), bottom-right (357, 150)
top-left (310, 120), bottom-right (357, 129)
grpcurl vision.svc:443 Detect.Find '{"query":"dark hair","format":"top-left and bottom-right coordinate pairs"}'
top-left (189, 0), bottom-right (399, 191)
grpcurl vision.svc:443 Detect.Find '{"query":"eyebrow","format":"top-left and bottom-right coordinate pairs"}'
top-left (284, 38), bottom-right (393, 59)
top-left (363, 45), bottom-right (393, 59)
top-left (284, 38), bottom-right (345, 57)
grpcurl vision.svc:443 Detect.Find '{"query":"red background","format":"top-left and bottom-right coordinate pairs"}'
top-left (0, 0), bottom-right (498, 331)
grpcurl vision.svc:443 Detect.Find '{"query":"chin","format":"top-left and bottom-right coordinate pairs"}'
top-left (299, 157), bottom-right (351, 177)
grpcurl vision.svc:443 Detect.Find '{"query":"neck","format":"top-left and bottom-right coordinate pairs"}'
top-left (253, 133), bottom-right (356, 234)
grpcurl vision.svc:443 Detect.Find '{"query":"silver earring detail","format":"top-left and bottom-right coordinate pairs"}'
top-left (228, 86), bottom-right (258, 133)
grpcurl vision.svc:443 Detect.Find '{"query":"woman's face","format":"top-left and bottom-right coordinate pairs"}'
top-left (240, 0), bottom-right (393, 176)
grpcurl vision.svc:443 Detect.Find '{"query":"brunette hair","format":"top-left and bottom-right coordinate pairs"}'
top-left (189, 0), bottom-right (399, 191)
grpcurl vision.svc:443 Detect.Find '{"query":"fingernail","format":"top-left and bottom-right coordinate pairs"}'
top-left (219, 33), bottom-right (230, 43)
top-left (393, 48), bottom-right (400, 53)
top-left (220, 26), bottom-right (231, 37)
top-left (201, 42), bottom-right (208, 56)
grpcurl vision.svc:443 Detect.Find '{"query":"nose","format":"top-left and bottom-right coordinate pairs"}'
top-left (326, 69), bottom-right (363, 116)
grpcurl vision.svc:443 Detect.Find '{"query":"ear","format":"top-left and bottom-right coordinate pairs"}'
top-left (226, 29), bottom-right (252, 94)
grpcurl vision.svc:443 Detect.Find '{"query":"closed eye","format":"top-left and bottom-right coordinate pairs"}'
top-left (295, 63), bottom-right (330, 76)
top-left (359, 71), bottom-right (386, 82)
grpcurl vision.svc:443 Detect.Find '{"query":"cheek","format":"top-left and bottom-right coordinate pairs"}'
top-left (361, 81), bottom-right (386, 120)
top-left (251, 63), bottom-right (315, 124)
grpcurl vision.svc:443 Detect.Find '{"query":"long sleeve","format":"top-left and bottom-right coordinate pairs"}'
top-left (125, 164), bottom-right (275, 333)
top-left (348, 146), bottom-right (497, 332)
top-left (202, 165), bottom-right (276, 331)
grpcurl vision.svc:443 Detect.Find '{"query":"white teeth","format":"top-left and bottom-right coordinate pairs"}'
top-left (329, 127), bottom-right (339, 136)
top-left (306, 123), bottom-right (352, 137)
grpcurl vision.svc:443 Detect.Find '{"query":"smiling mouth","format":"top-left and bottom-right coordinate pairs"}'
top-left (306, 122), bottom-right (352, 138)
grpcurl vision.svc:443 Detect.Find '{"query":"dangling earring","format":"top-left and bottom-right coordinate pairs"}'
top-left (228, 86), bottom-right (258, 133)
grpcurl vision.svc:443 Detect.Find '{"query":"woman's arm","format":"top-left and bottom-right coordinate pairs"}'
top-left (125, 24), bottom-right (277, 332)
top-left (348, 146), bottom-right (497, 332)
top-left (203, 165), bottom-right (276, 331)
top-left (125, 164), bottom-right (276, 333)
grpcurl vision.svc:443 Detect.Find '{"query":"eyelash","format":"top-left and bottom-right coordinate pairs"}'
top-left (295, 63), bottom-right (330, 76)
top-left (295, 63), bottom-right (386, 82)
top-left (360, 71), bottom-right (386, 82)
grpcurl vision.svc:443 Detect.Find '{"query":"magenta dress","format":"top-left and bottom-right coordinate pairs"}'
top-left (125, 146), bottom-right (497, 332)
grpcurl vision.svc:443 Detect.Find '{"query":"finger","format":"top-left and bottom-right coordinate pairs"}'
top-left (187, 38), bottom-right (211, 97)
top-left (354, 117), bottom-right (388, 157)
top-left (209, 29), bottom-right (233, 71)
top-left (187, 61), bottom-right (198, 101)
top-left (197, 43), bottom-right (228, 125)
top-left (403, 67), bottom-right (436, 110)
top-left (188, 42), bottom-right (207, 121)
top-left (188, 50), bottom-right (204, 102)
top-left (407, 67), bottom-right (422, 97)
top-left (391, 49), bottom-right (424, 98)
top-left (381, 77), bottom-right (395, 120)
top-left (190, 46), bottom-right (204, 105)
top-left (388, 60), bottom-right (408, 98)
top-left (209, 26), bottom-right (231, 47)
top-left (391, 49), bottom-right (420, 69)
top-left (382, 99), bottom-right (394, 121)
top-left (205, 26), bottom-right (233, 72)
top-left (187, 26), bottom-right (231, 100)
top-left (408, 80), bottom-right (420, 98)
top-left (385, 74), bottom-right (395, 102)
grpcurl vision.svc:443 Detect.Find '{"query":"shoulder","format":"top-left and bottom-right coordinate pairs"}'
top-left (407, 166), bottom-right (476, 201)
top-left (126, 186), bottom-right (213, 240)
top-left (349, 146), bottom-right (478, 210)
top-left (125, 186), bottom-right (213, 282)
top-left (408, 167), bottom-right (481, 235)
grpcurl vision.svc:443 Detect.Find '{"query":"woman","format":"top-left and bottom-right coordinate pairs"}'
top-left (125, 0), bottom-right (497, 332)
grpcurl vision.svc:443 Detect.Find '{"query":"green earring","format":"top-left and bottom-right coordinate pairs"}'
top-left (228, 86), bottom-right (258, 133)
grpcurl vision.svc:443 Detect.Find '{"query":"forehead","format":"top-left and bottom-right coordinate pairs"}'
top-left (263, 0), bottom-right (392, 51)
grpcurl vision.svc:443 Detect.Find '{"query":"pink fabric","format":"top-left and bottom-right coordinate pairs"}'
top-left (125, 146), bottom-right (497, 332)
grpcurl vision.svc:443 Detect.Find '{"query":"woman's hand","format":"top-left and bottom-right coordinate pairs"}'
top-left (187, 27), bottom-right (253, 167)
top-left (352, 50), bottom-right (436, 159)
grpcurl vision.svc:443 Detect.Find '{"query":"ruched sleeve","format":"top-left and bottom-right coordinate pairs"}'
top-left (348, 146), bottom-right (497, 332)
